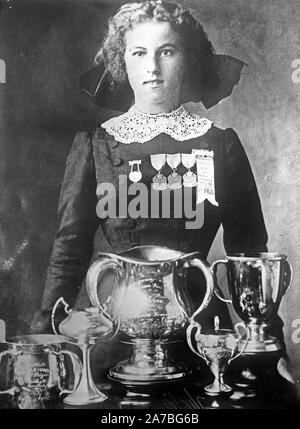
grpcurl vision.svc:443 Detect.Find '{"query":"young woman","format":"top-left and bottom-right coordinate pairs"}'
top-left (31, 1), bottom-right (271, 348)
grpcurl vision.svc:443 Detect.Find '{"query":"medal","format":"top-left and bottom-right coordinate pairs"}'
top-left (166, 153), bottom-right (182, 189)
top-left (128, 160), bottom-right (142, 183)
top-left (181, 153), bottom-right (197, 188)
top-left (150, 154), bottom-right (167, 190)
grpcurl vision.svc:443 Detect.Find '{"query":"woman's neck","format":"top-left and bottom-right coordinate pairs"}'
top-left (132, 104), bottom-right (183, 116)
top-left (133, 100), bottom-right (182, 115)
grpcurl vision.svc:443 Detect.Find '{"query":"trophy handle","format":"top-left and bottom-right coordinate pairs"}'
top-left (228, 322), bottom-right (250, 364)
top-left (270, 259), bottom-right (293, 308)
top-left (282, 260), bottom-right (293, 296)
top-left (0, 350), bottom-right (16, 395)
top-left (86, 257), bottom-right (121, 338)
top-left (51, 297), bottom-right (72, 335)
top-left (184, 258), bottom-right (214, 321)
top-left (211, 259), bottom-right (232, 304)
top-left (54, 350), bottom-right (83, 397)
top-left (86, 257), bottom-right (122, 312)
top-left (186, 321), bottom-right (209, 364)
top-left (254, 259), bottom-right (275, 305)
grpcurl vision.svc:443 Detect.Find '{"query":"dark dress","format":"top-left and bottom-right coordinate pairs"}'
top-left (31, 123), bottom-right (269, 332)
top-left (30, 119), bottom-right (290, 377)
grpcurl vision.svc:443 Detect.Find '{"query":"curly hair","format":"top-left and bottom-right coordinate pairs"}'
top-left (95, 1), bottom-right (217, 95)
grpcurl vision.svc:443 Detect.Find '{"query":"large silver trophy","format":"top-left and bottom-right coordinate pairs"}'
top-left (86, 245), bottom-right (214, 387)
top-left (211, 253), bottom-right (292, 353)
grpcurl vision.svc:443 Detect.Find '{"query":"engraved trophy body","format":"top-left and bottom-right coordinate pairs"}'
top-left (0, 334), bottom-right (82, 404)
top-left (86, 245), bottom-right (214, 387)
top-left (212, 253), bottom-right (292, 353)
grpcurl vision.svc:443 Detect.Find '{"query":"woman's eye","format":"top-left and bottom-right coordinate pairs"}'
top-left (160, 49), bottom-right (173, 56)
top-left (132, 51), bottom-right (145, 57)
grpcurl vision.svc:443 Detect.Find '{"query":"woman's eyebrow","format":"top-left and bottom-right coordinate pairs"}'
top-left (127, 43), bottom-right (180, 51)
top-left (158, 43), bottom-right (179, 49)
top-left (127, 46), bottom-right (147, 51)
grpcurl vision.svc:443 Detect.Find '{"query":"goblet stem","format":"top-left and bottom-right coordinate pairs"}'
top-left (205, 362), bottom-right (232, 396)
top-left (63, 341), bottom-right (107, 405)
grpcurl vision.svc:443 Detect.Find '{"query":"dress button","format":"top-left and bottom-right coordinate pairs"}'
top-left (110, 140), bottom-right (118, 148)
top-left (112, 157), bottom-right (122, 166)
top-left (126, 219), bottom-right (136, 229)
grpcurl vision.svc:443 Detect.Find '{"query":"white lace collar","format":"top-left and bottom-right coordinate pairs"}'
top-left (101, 105), bottom-right (213, 144)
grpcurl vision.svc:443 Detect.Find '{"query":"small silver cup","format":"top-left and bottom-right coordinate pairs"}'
top-left (187, 322), bottom-right (249, 395)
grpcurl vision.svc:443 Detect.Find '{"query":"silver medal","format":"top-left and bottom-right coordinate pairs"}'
top-left (129, 159), bottom-right (142, 183)
top-left (150, 153), bottom-right (167, 190)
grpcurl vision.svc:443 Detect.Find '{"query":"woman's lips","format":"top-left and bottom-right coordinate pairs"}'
top-left (144, 79), bottom-right (164, 87)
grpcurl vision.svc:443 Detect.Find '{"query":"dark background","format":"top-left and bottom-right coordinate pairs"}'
top-left (0, 0), bottom-right (299, 383)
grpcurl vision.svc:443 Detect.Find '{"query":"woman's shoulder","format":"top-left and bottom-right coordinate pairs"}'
top-left (206, 123), bottom-right (244, 153)
top-left (66, 131), bottom-right (93, 158)
top-left (207, 123), bottom-right (240, 140)
top-left (71, 107), bottom-right (121, 145)
top-left (71, 126), bottom-right (115, 148)
top-left (72, 130), bottom-right (92, 144)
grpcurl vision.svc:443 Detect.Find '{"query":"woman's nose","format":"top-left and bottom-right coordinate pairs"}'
top-left (146, 55), bottom-right (160, 75)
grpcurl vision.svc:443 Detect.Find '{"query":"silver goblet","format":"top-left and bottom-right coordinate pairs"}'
top-left (51, 297), bottom-right (118, 405)
top-left (187, 321), bottom-right (249, 395)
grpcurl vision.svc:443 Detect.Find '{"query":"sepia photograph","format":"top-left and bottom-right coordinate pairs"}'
top-left (0, 0), bottom-right (299, 412)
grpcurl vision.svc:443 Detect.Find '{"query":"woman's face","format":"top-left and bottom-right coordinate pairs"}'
top-left (124, 20), bottom-right (186, 114)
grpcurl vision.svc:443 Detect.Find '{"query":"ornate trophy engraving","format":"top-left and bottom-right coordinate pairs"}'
top-left (51, 297), bottom-right (118, 405)
top-left (187, 321), bottom-right (249, 395)
top-left (0, 334), bottom-right (82, 402)
top-left (150, 154), bottom-right (167, 190)
top-left (166, 153), bottom-right (182, 189)
top-left (86, 245), bottom-right (214, 387)
top-left (211, 253), bottom-right (293, 353)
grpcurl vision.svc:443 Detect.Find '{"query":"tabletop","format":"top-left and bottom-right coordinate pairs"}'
top-left (1, 355), bottom-right (299, 410)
